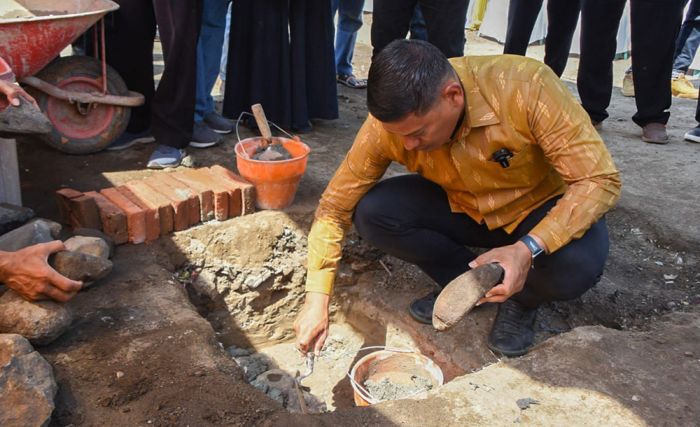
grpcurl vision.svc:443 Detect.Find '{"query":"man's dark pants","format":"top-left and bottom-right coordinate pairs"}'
top-left (371, 0), bottom-right (469, 59)
top-left (104, 0), bottom-right (202, 149)
top-left (353, 175), bottom-right (609, 309)
top-left (503, 0), bottom-right (582, 77)
top-left (577, 0), bottom-right (685, 127)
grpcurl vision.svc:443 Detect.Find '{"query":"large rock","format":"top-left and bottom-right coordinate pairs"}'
top-left (0, 333), bottom-right (57, 427)
top-left (0, 291), bottom-right (73, 345)
top-left (50, 251), bottom-right (112, 287)
top-left (63, 236), bottom-right (110, 260)
top-left (0, 203), bottom-right (34, 235)
top-left (0, 96), bottom-right (52, 135)
top-left (0, 219), bottom-right (61, 252)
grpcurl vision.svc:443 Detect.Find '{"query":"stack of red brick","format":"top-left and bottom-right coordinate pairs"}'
top-left (55, 166), bottom-right (255, 244)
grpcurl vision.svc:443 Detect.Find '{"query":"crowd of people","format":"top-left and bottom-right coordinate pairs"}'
top-left (64, 0), bottom-right (696, 169)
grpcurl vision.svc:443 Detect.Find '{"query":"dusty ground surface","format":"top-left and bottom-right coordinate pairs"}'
top-left (9, 29), bottom-right (700, 426)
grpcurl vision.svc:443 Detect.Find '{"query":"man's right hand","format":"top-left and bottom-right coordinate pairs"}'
top-left (293, 291), bottom-right (330, 356)
top-left (0, 241), bottom-right (83, 302)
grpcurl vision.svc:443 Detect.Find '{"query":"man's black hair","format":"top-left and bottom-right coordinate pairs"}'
top-left (367, 39), bottom-right (455, 123)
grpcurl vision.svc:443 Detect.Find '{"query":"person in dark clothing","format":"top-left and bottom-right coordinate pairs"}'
top-left (222, 1), bottom-right (338, 133)
top-left (371, 0), bottom-right (470, 59)
top-left (671, 0), bottom-right (700, 98)
top-left (102, 0), bottom-right (202, 168)
top-left (503, 0), bottom-right (582, 77)
top-left (577, 0), bottom-right (685, 144)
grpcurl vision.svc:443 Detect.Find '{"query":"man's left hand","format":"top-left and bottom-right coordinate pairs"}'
top-left (471, 241), bottom-right (532, 305)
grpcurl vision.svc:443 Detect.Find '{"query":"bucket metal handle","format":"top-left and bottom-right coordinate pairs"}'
top-left (345, 346), bottom-right (428, 405)
top-left (235, 111), bottom-right (296, 145)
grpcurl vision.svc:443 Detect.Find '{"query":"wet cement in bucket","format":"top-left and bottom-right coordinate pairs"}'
top-left (364, 375), bottom-right (434, 401)
top-left (251, 143), bottom-right (293, 161)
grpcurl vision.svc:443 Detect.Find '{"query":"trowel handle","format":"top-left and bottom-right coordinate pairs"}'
top-left (251, 103), bottom-right (273, 146)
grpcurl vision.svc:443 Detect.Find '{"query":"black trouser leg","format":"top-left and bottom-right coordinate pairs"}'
top-left (104, 0), bottom-right (157, 133)
top-left (371, 0), bottom-right (418, 59)
top-left (151, 0), bottom-right (202, 149)
top-left (353, 175), bottom-right (609, 308)
top-left (630, 0), bottom-right (685, 127)
top-left (419, 0), bottom-right (469, 58)
top-left (503, 0), bottom-right (543, 56)
top-left (577, 0), bottom-right (626, 124)
top-left (543, 0), bottom-right (581, 77)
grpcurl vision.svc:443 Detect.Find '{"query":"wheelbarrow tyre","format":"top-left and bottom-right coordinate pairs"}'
top-left (28, 56), bottom-right (131, 155)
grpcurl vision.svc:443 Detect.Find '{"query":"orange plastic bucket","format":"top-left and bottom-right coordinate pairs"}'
top-left (234, 136), bottom-right (310, 210)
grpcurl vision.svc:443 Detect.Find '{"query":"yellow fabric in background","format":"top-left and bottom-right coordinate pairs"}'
top-left (467, 0), bottom-right (489, 30)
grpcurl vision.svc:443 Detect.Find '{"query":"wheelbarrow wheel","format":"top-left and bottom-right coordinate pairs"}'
top-left (28, 56), bottom-right (131, 154)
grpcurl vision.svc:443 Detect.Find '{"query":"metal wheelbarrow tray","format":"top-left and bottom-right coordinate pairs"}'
top-left (0, 0), bottom-right (144, 154)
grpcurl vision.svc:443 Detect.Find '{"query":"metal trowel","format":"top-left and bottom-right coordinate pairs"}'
top-left (250, 103), bottom-right (292, 161)
top-left (432, 263), bottom-right (505, 331)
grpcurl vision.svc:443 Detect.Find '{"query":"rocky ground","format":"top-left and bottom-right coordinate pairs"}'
top-left (1, 31), bottom-right (699, 426)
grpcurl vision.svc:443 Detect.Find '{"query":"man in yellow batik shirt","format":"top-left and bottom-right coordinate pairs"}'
top-left (294, 40), bottom-right (621, 357)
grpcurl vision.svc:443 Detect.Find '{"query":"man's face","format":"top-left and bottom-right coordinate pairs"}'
top-left (381, 80), bottom-right (465, 152)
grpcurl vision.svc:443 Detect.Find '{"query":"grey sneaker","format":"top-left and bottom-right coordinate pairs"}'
top-left (203, 111), bottom-right (235, 134)
top-left (684, 125), bottom-right (700, 143)
top-left (190, 121), bottom-right (223, 148)
top-left (107, 129), bottom-right (155, 151)
top-left (147, 144), bottom-right (185, 169)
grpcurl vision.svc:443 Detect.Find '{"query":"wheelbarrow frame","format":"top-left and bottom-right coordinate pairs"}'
top-left (20, 21), bottom-right (144, 109)
top-left (18, 18), bottom-right (144, 109)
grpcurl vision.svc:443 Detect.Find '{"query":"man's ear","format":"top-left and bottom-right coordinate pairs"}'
top-left (443, 81), bottom-right (463, 107)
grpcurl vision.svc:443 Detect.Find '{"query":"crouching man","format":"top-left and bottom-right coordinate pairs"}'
top-left (295, 40), bottom-right (621, 357)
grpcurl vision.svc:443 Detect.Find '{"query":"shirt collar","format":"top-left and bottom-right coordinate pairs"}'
top-left (454, 59), bottom-right (501, 140)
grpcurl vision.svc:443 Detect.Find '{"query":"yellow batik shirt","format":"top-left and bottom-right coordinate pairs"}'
top-left (305, 55), bottom-right (621, 295)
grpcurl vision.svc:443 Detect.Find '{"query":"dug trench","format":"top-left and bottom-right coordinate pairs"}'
top-left (34, 203), bottom-right (699, 426)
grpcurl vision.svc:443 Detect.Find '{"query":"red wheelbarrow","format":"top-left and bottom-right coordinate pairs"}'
top-left (0, 0), bottom-right (144, 154)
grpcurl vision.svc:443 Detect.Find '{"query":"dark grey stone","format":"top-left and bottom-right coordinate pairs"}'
top-left (0, 203), bottom-right (34, 235)
top-left (71, 228), bottom-right (115, 258)
top-left (0, 219), bottom-right (59, 252)
top-left (50, 251), bottom-right (113, 286)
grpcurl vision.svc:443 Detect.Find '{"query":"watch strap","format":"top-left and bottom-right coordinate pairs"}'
top-left (519, 235), bottom-right (544, 259)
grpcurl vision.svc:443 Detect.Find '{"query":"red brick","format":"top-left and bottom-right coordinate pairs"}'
top-left (116, 186), bottom-right (160, 242)
top-left (208, 165), bottom-right (255, 215)
top-left (170, 171), bottom-right (222, 221)
top-left (100, 187), bottom-right (146, 244)
top-left (84, 191), bottom-right (128, 244)
top-left (198, 168), bottom-right (242, 217)
top-left (55, 188), bottom-right (102, 229)
top-left (55, 188), bottom-right (83, 225)
top-left (179, 169), bottom-right (231, 221)
top-left (124, 181), bottom-right (174, 236)
top-left (141, 177), bottom-right (189, 231)
top-left (155, 173), bottom-right (201, 227)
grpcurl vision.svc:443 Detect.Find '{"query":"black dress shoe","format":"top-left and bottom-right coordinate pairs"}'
top-left (487, 299), bottom-right (537, 357)
top-left (408, 291), bottom-right (440, 324)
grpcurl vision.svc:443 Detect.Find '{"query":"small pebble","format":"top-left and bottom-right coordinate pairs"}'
top-left (116, 371), bottom-right (124, 379)
top-left (684, 351), bottom-right (694, 358)
top-left (631, 395), bottom-right (640, 402)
